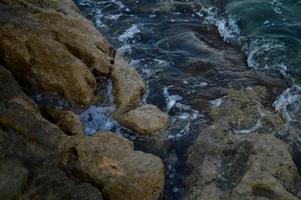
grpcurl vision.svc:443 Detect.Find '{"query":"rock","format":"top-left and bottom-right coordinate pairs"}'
top-left (0, 64), bottom-right (66, 151)
top-left (111, 55), bottom-right (170, 135)
top-left (0, 65), bottom-right (38, 114)
top-left (0, 160), bottom-right (28, 200)
top-left (111, 54), bottom-right (146, 113)
top-left (46, 109), bottom-right (84, 136)
top-left (122, 0), bottom-right (175, 14)
top-left (0, 0), bottom-right (115, 105)
top-left (230, 134), bottom-right (298, 200)
top-left (20, 168), bottom-right (104, 200)
top-left (122, 0), bottom-right (201, 14)
top-left (0, 2), bottom-right (165, 200)
top-left (117, 104), bottom-right (169, 135)
top-left (0, 126), bottom-right (104, 200)
top-left (62, 132), bottom-right (165, 200)
top-left (185, 88), bottom-right (299, 200)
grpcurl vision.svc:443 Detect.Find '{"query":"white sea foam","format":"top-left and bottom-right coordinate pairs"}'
top-left (209, 97), bottom-right (224, 108)
top-left (118, 24), bottom-right (141, 42)
top-left (199, 7), bottom-right (240, 42)
top-left (245, 38), bottom-right (288, 75)
top-left (117, 44), bottom-right (132, 54)
top-left (163, 87), bottom-right (183, 112)
top-left (80, 106), bottom-right (119, 136)
top-left (233, 119), bottom-right (262, 134)
top-left (273, 85), bottom-right (301, 122)
top-left (106, 14), bottom-right (123, 20)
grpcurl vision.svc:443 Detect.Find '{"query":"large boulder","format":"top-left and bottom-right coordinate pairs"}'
top-left (0, 0), bottom-right (115, 105)
top-left (117, 104), bottom-right (169, 135)
top-left (62, 132), bottom-right (165, 200)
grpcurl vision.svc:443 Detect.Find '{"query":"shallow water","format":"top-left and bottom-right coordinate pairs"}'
top-left (74, 0), bottom-right (300, 199)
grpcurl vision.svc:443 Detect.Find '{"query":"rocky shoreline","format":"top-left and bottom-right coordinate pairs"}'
top-left (1, 0), bottom-right (301, 200)
top-left (0, 1), bottom-right (166, 199)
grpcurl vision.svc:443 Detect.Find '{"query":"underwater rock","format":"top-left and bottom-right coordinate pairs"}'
top-left (185, 87), bottom-right (299, 200)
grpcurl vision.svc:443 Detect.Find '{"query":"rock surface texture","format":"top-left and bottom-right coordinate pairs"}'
top-left (185, 87), bottom-right (300, 200)
top-left (118, 104), bottom-right (169, 135)
top-left (63, 133), bottom-right (165, 200)
top-left (0, 1), bottom-right (166, 200)
top-left (0, 0), bottom-right (114, 105)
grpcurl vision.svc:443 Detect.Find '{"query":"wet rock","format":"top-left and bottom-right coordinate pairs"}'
top-left (122, 0), bottom-right (175, 14)
top-left (0, 0), bottom-right (115, 105)
top-left (122, 0), bottom-right (202, 14)
top-left (117, 104), bottom-right (169, 135)
top-left (62, 132), bottom-right (165, 200)
top-left (0, 160), bottom-right (28, 200)
top-left (230, 134), bottom-right (298, 200)
top-left (46, 109), bottom-right (84, 136)
top-left (111, 54), bottom-right (146, 113)
top-left (185, 88), bottom-right (299, 200)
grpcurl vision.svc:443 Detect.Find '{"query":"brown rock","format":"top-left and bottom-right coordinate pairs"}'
top-left (0, 64), bottom-right (65, 151)
top-left (46, 109), bottom-right (84, 136)
top-left (0, 160), bottom-right (28, 200)
top-left (117, 104), bottom-right (169, 135)
top-left (20, 167), bottom-right (104, 200)
top-left (63, 132), bottom-right (165, 200)
top-left (0, 65), bottom-right (38, 114)
top-left (0, 0), bottom-right (115, 105)
top-left (185, 88), bottom-right (299, 200)
top-left (230, 135), bottom-right (298, 200)
top-left (111, 54), bottom-right (146, 113)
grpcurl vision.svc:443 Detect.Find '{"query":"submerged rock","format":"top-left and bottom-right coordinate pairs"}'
top-left (62, 132), bottom-right (165, 200)
top-left (185, 87), bottom-right (300, 200)
top-left (118, 104), bottom-right (169, 135)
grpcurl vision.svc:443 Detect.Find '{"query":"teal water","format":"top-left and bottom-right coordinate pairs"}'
top-left (204, 0), bottom-right (301, 79)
